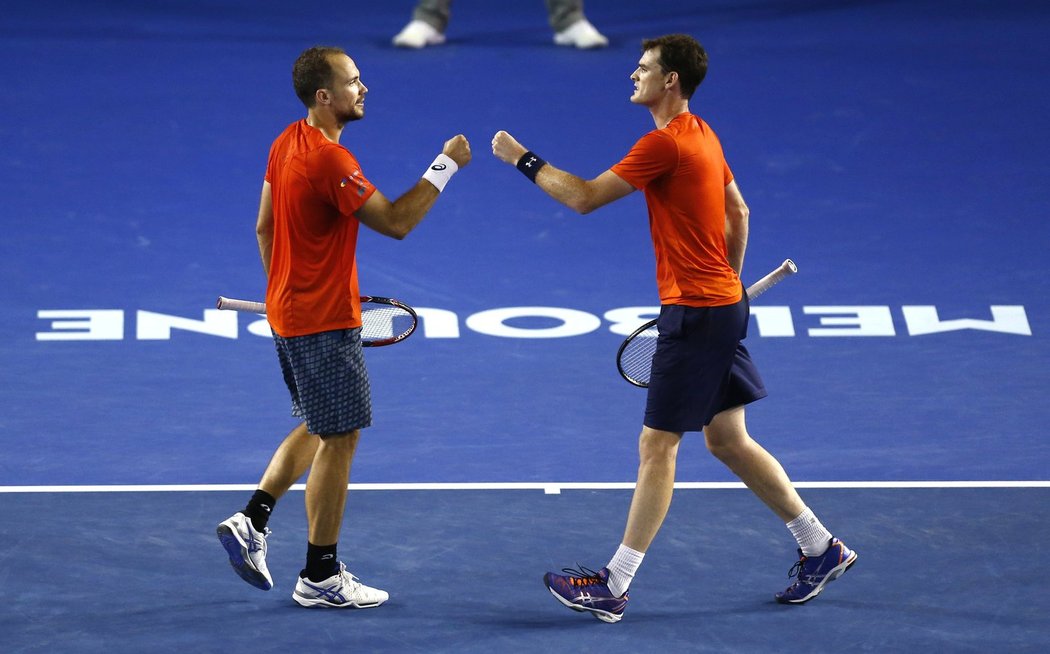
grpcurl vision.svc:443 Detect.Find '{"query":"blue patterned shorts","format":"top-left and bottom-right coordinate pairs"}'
top-left (272, 328), bottom-right (372, 436)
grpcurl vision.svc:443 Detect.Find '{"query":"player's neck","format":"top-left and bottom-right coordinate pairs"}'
top-left (649, 97), bottom-right (690, 129)
top-left (305, 112), bottom-right (345, 144)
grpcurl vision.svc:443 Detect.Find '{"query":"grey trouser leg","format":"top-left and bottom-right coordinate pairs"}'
top-left (545, 0), bottom-right (584, 32)
top-left (412, 0), bottom-right (452, 32)
top-left (412, 0), bottom-right (584, 33)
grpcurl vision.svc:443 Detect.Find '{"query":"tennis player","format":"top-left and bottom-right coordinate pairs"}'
top-left (217, 46), bottom-right (470, 608)
top-left (492, 34), bottom-right (855, 622)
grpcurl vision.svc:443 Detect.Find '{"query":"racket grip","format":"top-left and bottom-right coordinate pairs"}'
top-left (216, 296), bottom-right (267, 314)
top-left (745, 259), bottom-right (797, 300)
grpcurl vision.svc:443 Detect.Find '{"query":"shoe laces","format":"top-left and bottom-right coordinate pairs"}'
top-left (335, 564), bottom-right (364, 589)
top-left (787, 555), bottom-right (807, 579)
top-left (560, 565), bottom-right (605, 588)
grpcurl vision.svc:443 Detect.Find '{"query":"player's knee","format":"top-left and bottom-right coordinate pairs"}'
top-left (705, 437), bottom-right (729, 461)
top-left (318, 429), bottom-right (360, 450)
top-left (638, 427), bottom-right (681, 464)
top-left (706, 429), bottom-right (754, 467)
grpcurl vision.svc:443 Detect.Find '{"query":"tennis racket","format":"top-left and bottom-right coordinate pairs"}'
top-left (616, 259), bottom-right (798, 388)
top-left (216, 295), bottom-right (418, 347)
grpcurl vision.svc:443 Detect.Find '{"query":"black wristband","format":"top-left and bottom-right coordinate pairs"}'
top-left (516, 151), bottom-right (547, 183)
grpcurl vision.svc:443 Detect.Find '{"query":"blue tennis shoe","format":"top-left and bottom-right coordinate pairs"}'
top-left (544, 566), bottom-right (628, 623)
top-left (775, 537), bottom-right (856, 604)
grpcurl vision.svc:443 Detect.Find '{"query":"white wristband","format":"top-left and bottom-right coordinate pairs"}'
top-left (421, 153), bottom-right (458, 192)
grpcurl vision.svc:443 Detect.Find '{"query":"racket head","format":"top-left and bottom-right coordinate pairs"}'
top-left (359, 296), bottom-right (418, 347)
top-left (616, 318), bottom-right (659, 388)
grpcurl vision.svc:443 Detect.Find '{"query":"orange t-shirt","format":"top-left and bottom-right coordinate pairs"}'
top-left (264, 120), bottom-right (376, 337)
top-left (611, 113), bottom-right (741, 307)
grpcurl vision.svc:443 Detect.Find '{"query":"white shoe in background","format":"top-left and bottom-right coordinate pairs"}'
top-left (392, 20), bottom-right (446, 49)
top-left (553, 19), bottom-right (609, 49)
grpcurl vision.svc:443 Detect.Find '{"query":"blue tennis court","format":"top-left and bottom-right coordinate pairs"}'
top-left (1, 0), bottom-right (1048, 652)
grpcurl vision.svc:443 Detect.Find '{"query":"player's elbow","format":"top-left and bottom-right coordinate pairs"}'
top-left (386, 225), bottom-right (410, 240)
top-left (255, 232), bottom-right (272, 253)
top-left (568, 195), bottom-right (598, 215)
top-left (727, 202), bottom-right (749, 227)
top-left (375, 211), bottom-right (412, 240)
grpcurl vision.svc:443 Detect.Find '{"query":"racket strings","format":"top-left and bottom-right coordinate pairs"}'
top-left (360, 306), bottom-right (414, 342)
top-left (618, 327), bottom-right (659, 384)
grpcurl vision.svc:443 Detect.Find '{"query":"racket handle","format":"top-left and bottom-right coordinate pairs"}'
top-left (745, 259), bottom-right (797, 300)
top-left (216, 296), bottom-right (266, 314)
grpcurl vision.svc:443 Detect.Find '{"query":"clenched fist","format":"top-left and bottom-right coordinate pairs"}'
top-left (442, 134), bottom-right (472, 168)
top-left (491, 130), bottom-right (527, 165)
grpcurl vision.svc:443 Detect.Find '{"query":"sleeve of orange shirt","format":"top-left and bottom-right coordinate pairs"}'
top-left (315, 145), bottom-right (377, 217)
top-left (610, 130), bottom-right (679, 189)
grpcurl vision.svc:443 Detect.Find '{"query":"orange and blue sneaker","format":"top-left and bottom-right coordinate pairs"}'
top-left (775, 537), bottom-right (857, 604)
top-left (543, 566), bottom-right (628, 623)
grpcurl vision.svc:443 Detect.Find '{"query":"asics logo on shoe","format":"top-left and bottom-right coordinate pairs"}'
top-left (574, 593), bottom-right (603, 606)
top-left (304, 581), bottom-right (347, 604)
top-left (246, 535), bottom-right (264, 553)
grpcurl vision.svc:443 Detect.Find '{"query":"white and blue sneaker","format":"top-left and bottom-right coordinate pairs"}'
top-left (292, 562), bottom-right (389, 609)
top-left (775, 538), bottom-right (857, 604)
top-left (217, 512), bottom-right (273, 591)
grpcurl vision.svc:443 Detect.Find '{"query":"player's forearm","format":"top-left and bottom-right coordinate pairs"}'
top-left (491, 132), bottom-right (596, 214)
top-left (384, 180), bottom-right (441, 239)
top-left (534, 165), bottom-right (600, 214)
top-left (256, 181), bottom-right (274, 278)
top-left (256, 231), bottom-right (273, 278)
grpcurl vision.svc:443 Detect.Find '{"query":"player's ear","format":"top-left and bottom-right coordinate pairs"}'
top-left (665, 71), bottom-right (679, 90)
top-left (316, 88), bottom-right (330, 105)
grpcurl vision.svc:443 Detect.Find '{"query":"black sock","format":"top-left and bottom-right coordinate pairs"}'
top-left (243, 489), bottom-right (276, 532)
top-left (304, 542), bottom-right (339, 582)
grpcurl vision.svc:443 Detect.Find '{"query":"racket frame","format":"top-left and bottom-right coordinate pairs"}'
top-left (215, 295), bottom-right (418, 347)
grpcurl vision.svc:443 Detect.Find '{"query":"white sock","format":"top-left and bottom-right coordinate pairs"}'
top-left (786, 507), bottom-right (833, 557)
top-left (606, 544), bottom-right (644, 597)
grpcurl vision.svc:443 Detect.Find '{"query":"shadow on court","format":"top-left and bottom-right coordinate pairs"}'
top-left (1, 488), bottom-right (1047, 653)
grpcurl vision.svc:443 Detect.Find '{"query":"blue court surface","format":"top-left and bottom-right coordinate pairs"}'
top-left (1, 0), bottom-right (1048, 652)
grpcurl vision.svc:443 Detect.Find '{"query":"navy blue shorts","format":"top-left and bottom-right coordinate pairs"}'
top-left (644, 293), bottom-right (767, 433)
top-left (272, 328), bottom-right (372, 436)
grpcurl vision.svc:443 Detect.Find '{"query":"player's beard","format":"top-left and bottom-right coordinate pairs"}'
top-left (337, 104), bottom-right (365, 125)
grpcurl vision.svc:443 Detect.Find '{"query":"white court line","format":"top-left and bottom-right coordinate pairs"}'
top-left (0, 481), bottom-right (1047, 493)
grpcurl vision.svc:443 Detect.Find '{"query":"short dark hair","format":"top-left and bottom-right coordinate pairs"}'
top-left (641, 34), bottom-right (708, 99)
top-left (292, 46), bottom-right (346, 108)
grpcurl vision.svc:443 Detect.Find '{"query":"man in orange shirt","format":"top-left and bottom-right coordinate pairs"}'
top-left (492, 34), bottom-right (855, 622)
top-left (218, 46), bottom-right (471, 608)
